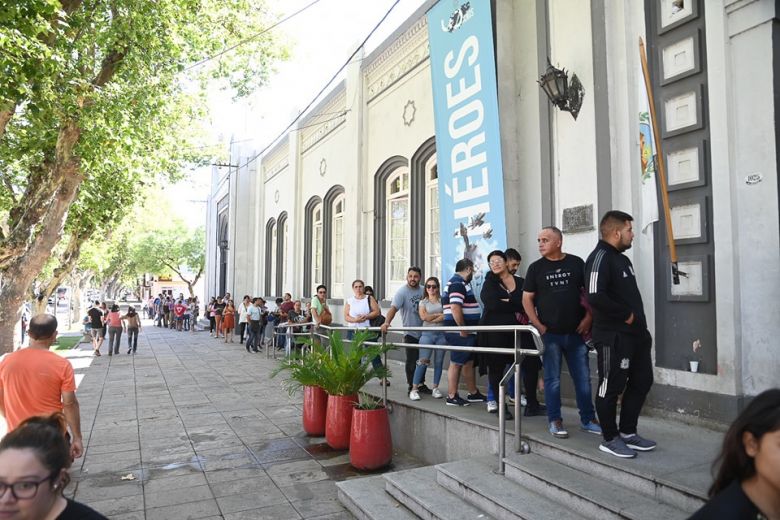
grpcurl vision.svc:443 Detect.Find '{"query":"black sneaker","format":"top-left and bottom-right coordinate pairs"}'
top-left (523, 404), bottom-right (547, 417)
top-left (418, 384), bottom-right (433, 395)
top-left (466, 391), bottom-right (487, 402)
top-left (446, 395), bottom-right (470, 406)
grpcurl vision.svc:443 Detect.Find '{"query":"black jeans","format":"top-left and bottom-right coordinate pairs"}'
top-left (595, 330), bottom-right (654, 441)
top-left (239, 322), bottom-right (247, 342)
top-left (521, 355), bottom-right (542, 407)
top-left (404, 335), bottom-right (420, 388)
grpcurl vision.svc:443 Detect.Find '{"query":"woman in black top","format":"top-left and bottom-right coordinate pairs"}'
top-left (689, 388), bottom-right (780, 519)
top-left (478, 250), bottom-right (525, 418)
top-left (0, 413), bottom-right (107, 519)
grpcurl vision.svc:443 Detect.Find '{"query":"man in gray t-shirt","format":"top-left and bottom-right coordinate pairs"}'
top-left (380, 267), bottom-right (427, 392)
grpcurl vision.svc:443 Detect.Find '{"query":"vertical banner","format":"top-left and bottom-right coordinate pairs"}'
top-left (638, 66), bottom-right (659, 234)
top-left (427, 0), bottom-right (507, 291)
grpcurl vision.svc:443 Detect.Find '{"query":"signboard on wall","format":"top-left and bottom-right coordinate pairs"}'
top-left (427, 0), bottom-right (507, 290)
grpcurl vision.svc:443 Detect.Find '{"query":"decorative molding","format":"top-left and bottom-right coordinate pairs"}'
top-left (264, 158), bottom-right (289, 181)
top-left (301, 89), bottom-right (347, 154)
top-left (366, 18), bottom-right (430, 102)
top-left (403, 100), bottom-right (417, 126)
top-left (319, 158), bottom-right (327, 177)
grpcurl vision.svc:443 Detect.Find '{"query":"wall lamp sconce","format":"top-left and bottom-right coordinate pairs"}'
top-left (538, 59), bottom-right (585, 120)
top-left (218, 239), bottom-right (229, 250)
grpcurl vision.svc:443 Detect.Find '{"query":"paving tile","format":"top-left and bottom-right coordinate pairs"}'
top-left (264, 459), bottom-right (330, 487)
top-left (216, 489), bottom-right (289, 514)
top-left (144, 483), bottom-right (214, 508)
top-left (145, 498), bottom-right (221, 520)
top-left (223, 503), bottom-right (303, 520)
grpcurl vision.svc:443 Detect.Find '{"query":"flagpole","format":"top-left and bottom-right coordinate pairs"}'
top-left (639, 37), bottom-right (681, 284)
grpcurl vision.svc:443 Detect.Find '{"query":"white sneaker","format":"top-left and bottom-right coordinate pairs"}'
top-left (409, 389), bottom-right (421, 401)
top-left (487, 400), bottom-right (498, 413)
top-left (432, 387), bottom-right (444, 399)
top-left (507, 395), bottom-right (515, 404)
top-left (520, 394), bottom-right (528, 407)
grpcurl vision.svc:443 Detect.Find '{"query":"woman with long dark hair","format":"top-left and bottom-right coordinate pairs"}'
top-left (689, 388), bottom-right (780, 519)
top-left (121, 306), bottom-right (142, 354)
top-left (410, 277), bottom-right (447, 400)
top-left (0, 413), bottom-right (107, 519)
top-left (105, 304), bottom-right (122, 356)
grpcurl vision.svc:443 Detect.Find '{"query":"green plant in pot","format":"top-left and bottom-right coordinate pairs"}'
top-left (318, 330), bottom-right (392, 450)
top-left (271, 343), bottom-right (329, 436)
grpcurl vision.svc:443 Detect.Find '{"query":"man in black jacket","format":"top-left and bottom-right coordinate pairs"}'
top-left (585, 211), bottom-right (656, 458)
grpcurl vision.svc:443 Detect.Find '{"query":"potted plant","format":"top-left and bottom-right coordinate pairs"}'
top-left (271, 343), bottom-right (329, 436)
top-left (317, 330), bottom-right (391, 450)
top-left (350, 392), bottom-right (392, 470)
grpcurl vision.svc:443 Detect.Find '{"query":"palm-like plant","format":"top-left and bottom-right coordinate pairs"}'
top-left (271, 330), bottom-right (392, 397)
top-left (317, 330), bottom-right (392, 396)
top-left (270, 342), bottom-right (329, 397)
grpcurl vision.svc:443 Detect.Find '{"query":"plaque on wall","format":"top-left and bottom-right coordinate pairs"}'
top-left (660, 31), bottom-right (701, 85)
top-left (657, 0), bottom-right (698, 34)
top-left (562, 204), bottom-right (594, 233)
top-left (665, 137), bottom-right (707, 191)
top-left (670, 195), bottom-right (708, 244)
top-left (667, 254), bottom-right (710, 302)
top-left (662, 85), bottom-right (703, 138)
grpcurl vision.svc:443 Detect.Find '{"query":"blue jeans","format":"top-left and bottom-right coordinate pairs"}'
top-left (413, 331), bottom-right (447, 386)
top-left (486, 364), bottom-right (516, 402)
top-left (543, 333), bottom-right (596, 424)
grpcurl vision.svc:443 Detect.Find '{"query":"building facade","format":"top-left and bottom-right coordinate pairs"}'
top-left (206, 0), bottom-right (780, 424)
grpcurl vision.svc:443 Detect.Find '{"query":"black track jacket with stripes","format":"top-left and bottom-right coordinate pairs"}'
top-left (584, 240), bottom-right (647, 340)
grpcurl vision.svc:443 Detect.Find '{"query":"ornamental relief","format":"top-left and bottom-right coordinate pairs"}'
top-left (367, 41), bottom-right (430, 101)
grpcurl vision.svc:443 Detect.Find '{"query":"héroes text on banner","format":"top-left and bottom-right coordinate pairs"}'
top-left (427, 0), bottom-right (507, 297)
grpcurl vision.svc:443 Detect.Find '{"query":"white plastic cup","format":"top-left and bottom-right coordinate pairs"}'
top-left (690, 361), bottom-right (699, 373)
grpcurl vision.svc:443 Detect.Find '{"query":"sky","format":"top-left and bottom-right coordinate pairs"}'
top-left (171, 0), bottom-right (429, 223)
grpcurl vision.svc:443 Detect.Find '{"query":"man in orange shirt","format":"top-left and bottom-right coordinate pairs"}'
top-left (0, 314), bottom-right (83, 459)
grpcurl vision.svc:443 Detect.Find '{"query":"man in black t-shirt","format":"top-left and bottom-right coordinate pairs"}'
top-left (87, 301), bottom-right (104, 356)
top-left (523, 227), bottom-right (601, 440)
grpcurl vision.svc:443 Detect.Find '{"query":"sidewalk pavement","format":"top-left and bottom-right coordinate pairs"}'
top-left (64, 322), bottom-right (422, 519)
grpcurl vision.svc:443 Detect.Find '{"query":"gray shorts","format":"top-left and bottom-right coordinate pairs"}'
top-left (90, 328), bottom-right (104, 339)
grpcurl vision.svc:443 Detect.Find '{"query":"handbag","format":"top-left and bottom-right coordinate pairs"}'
top-left (319, 307), bottom-right (333, 326)
top-left (368, 295), bottom-right (386, 327)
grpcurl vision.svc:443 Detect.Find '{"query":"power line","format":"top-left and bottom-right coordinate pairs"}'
top-left (185, 0), bottom-right (326, 72)
top-left (238, 0), bottom-right (402, 171)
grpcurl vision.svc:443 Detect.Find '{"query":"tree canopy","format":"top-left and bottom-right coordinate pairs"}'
top-left (0, 0), bottom-right (289, 350)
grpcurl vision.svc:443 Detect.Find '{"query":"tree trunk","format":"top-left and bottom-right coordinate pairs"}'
top-left (0, 105), bottom-right (14, 141)
top-left (0, 121), bottom-right (82, 354)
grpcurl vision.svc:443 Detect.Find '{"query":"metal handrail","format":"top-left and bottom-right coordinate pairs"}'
top-left (269, 320), bottom-right (542, 473)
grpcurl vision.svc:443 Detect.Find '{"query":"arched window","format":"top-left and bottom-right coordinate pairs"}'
top-left (373, 156), bottom-right (409, 300)
top-left (303, 197), bottom-right (323, 296)
top-left (331, 194), bottom-right (345, 288)
top-left (276, 211), bottom-right (288, 296)
top-left (323, 185), bottom-right (345, 294)
top-left (424, 155), bottom-right (441, 281)
top-left (386, 168), bottom-right (410, 294)
top-left (264, 218), bottom-right (276, 295)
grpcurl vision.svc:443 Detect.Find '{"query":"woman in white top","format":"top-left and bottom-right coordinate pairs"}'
top-left (237, 295), bottom-right (251, 344)
top-left (343, 280), bottom-right (380, 331)
top-left (343, 280), bottom-right (384, 371)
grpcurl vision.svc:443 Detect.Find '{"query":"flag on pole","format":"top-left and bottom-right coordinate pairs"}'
top-left (638, 66), bottom-right (659, 234)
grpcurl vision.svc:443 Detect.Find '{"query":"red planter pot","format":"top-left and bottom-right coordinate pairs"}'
top-left (302, 386), bottom-right (328, 436)
top-left (349, 407), bottom-right (392, 470)
top-left (325, 394), bottom-right (358, 450)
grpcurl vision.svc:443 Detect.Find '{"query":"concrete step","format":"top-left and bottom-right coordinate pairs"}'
top-left (435, 456), bottom-right (582, 520)
top-left (522, 433), bottom-right (707, 513)
top-left (384, 466), bottom-right (494, 520)
top-left (503, 452), bottom-right (690, 520)
top-left (337, 475), bottom-right (417, 520)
